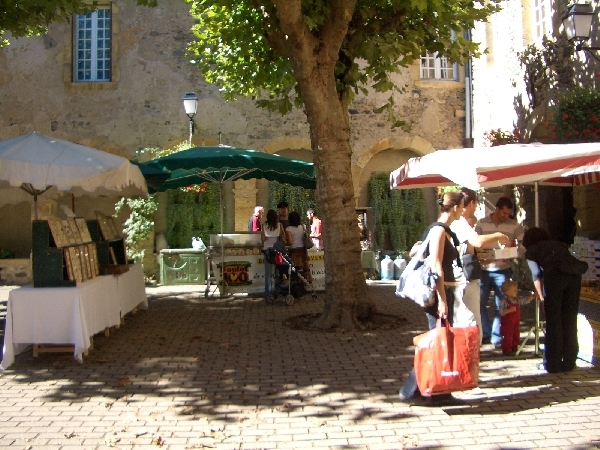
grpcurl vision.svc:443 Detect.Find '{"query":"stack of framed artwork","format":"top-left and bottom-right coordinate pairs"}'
top-left (46, 218), bottom-right (99, 284)
top-left (32, 218), bottom-right (99, 287)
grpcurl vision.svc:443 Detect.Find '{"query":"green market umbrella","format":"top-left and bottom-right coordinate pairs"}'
top-left (139, 145), bottom-right (316, 295)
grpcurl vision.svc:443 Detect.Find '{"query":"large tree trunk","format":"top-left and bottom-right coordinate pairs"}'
top-left (270, 0), bottom-right (375, 330)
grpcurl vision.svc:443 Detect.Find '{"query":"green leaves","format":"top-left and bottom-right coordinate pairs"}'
top-left (186, 0), bottom-right (499, 114)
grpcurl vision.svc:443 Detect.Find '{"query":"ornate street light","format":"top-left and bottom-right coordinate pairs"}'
top-left (182, 92), bottom-right (198, 145)
top-left (562, 3), bottom-right (600, 61)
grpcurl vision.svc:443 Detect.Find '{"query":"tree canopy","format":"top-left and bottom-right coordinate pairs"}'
top-left (187, 0), bottom-right (499, 120)
top-left (0, 0), bottom-right (156, 47)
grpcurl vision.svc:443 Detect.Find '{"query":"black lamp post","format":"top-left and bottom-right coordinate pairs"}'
top-left (562, 3), bottom-right (600, 61)
top-left (182, 92), bottom-right (198, 145)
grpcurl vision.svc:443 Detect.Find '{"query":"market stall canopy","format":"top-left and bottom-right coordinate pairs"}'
top-left (0, 132), bottom-right (148, 208)
top-left (390, 142), bottom-right (600, 190)
top-left (139, 145), bottom-right (316, 298)
top-left (139, 145), bottom-right (316, 191)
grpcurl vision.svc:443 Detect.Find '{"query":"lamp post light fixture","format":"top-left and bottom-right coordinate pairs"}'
top-left (182, 92), bottom-right (198, 145)
top-left (562, 3), bottom-right (600, 62)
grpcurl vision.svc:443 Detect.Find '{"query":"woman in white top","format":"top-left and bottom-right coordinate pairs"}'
top-left (285, 211), bottom-right (312, 282)
top-left (261, 209), bottom-right (286, 298)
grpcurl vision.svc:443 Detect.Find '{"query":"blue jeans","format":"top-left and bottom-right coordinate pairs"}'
top-left (264, 255), bottom-right (280, 297)
top-left (479, 269), bottom-right (511, 345)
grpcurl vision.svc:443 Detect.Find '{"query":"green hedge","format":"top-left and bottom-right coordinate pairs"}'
top-left (368, 173), bottom-right (427, 252)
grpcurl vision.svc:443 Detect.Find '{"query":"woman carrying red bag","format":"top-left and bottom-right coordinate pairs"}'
top-left (399, 191), bottom-right (469, 406)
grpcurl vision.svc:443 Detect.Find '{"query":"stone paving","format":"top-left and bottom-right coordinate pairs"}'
top-left (0, 282), bottom-right (599, 449)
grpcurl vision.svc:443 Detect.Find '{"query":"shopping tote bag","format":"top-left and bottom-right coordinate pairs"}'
top-left (413, 320), bottom-right (480, 396)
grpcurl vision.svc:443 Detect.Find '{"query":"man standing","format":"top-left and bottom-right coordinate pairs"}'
top-left (277, 201), bottom-right (290, 229)
top-left (450, 188), bottom-right (510, 342)
top-left (475, 197), bottom-right (524, 347)
top-left (307, 208), bottom-right (323, 250)
top-left (250, 206), bottom-right (264, 232)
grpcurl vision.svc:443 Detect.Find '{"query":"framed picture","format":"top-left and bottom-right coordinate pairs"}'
top-left (62, 219), bottom-right (78, 246)
top-left (75, 218), bottom-right (93, 243)
top-left (48, 218), bottom-right (68, 248)
top-left (67, 218), bottom-right (83, 245)
top-left (95, 211), bottom-right (116, 240)
top-left (108, 216), bottom-right (122, 239)
top-left (67, 246), bottom-right (84, 283)
top-left (63, 248), bottom-right (74, 281)
top-left (88, 243), bottom-right (99, 277)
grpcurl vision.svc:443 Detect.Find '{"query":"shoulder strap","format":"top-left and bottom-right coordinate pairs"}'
top-left (427, 222), bottom-right (462, 268)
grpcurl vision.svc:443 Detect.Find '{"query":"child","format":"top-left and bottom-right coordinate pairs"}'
top-left (500, 280), bottom-right (535, 356)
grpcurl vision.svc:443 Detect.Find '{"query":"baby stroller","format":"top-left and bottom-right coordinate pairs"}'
top-left (264, 241), bottom-right (318, 305)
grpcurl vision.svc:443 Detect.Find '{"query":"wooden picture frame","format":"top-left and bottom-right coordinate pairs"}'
top-left (67, 247), bottom-right (84, 283)
top-left (75, 218), bottom-right (93, 243)
top-left (67, 218), bottom-right (83, 245)
top-left (79, 244), bottom-right (92, 280)
top-left (88, 243), bottom-right (99, 277)
top-left (63, 248), bottom-right (75, 281)
top-left (108, 216), bottom-right (122, 239)
top-left (95, 211), bottom-right (115, 240)
top-left (48, 218), bottom-right (69, 248)
top-left (62, 219), bottom-right (78, 246)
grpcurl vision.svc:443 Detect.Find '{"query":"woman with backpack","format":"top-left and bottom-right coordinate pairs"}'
top-left (399, 191), bottom-right (470, 406)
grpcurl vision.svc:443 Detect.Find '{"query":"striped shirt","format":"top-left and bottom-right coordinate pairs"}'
top-left (475, 215), bottom-right (524, 271)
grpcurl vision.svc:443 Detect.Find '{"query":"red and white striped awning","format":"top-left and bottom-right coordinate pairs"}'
top-left (390, 142), bottom-right (600, 190)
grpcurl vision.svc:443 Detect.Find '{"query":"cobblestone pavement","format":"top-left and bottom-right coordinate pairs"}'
top-left (1, 282), bottom-right (599, 450)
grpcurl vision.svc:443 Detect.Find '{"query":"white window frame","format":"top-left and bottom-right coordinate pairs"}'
top-left (533, 0), bottom-right (552, 41)
top-left (73, 6), bottom-right (112, 82)
top-left (420, 52), bottom-right (458, 80)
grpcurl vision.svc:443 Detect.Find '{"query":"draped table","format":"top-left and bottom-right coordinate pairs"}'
top-left (1, 265), bottom-right (147, 370)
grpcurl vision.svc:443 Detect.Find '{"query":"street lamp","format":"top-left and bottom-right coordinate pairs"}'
top-left (182, 92), bottom-right (198, 145)
top-left (562, 3), bottom-right (600, 62)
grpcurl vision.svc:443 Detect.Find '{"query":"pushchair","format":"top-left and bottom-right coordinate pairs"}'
top-left (263, 241), bottom-right (318, 305)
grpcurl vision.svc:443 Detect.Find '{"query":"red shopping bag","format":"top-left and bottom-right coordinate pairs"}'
top-left (413, 319), bottom-right (480, 396)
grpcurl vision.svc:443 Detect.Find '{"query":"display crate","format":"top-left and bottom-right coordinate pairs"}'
top-left (32, 220), bottom-right (98, 288)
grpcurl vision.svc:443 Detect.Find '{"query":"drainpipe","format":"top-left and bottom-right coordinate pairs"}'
top-left (464, 29), bottom-right (474, 148)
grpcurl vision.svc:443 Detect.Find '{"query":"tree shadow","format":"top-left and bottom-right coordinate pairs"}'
top-left (1, 285), bottom-right (599, 433)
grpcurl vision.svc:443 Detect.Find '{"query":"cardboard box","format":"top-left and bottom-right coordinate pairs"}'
top-left (492, 247), bottom-right (519, 259)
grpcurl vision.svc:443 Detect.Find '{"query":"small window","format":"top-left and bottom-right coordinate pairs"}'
top-left (420, 53), bottom-right (457, 80)
top-left (74, 7), bottom-right (112, 82)
top-left (534, 0), bottom-right (552, 41)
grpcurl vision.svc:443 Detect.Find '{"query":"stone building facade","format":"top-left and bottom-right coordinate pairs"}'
top-left (0, 0), bottom-right (468, 275)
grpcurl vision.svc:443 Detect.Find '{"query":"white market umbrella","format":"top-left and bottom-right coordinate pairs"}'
top-left (0, 132), bottom-right (148, 218)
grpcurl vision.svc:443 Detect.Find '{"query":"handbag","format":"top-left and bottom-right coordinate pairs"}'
top-left (413, 319), bottom-right (480, 396)
top-left (395, 237), bottom-right (439, 307)
top-left (462, 251), bottom-right (482, 281)
top-left (303, 226), bottom-right (314, 249)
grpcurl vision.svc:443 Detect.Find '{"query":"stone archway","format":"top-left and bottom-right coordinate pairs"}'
top-left (353, 136), bottom-right (435, 206)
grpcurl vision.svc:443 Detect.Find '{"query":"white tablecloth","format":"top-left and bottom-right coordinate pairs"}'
top-left (1, 275), bottom-right (122, 370)
top-left (114, 264), bottom-right (148, 315)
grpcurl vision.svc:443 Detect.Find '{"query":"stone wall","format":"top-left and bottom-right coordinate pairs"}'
top-left (0, 0), bottom-right (468, 276)
top-left (0, 259), bottom-right (32, 286)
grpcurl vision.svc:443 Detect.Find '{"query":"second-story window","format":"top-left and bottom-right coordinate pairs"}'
top-left (534, 0), bottom-right (552, 41)
top-left (74, 7), bottom-right (112, 82)
top-left (420, 53), bottom-right (457, 80)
